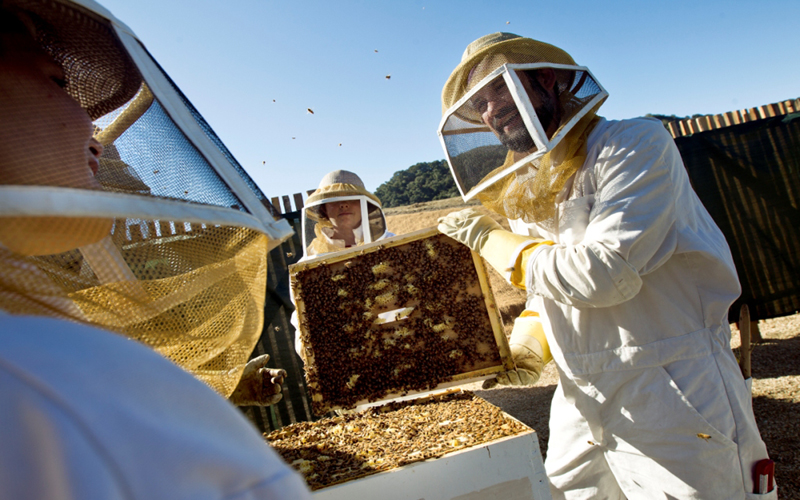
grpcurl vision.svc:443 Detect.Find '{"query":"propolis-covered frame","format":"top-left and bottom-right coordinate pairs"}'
top-left (290, 227), bottom-right (514, 414)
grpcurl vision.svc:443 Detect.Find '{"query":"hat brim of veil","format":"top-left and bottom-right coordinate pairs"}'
top-left (441, 37), bottom-right (576, 117)
top-left (305, 182), bottom-right (382, 222)
top-left (14, 0), bottom-right (142, 119)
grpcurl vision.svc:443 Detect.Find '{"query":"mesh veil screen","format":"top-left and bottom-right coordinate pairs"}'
top-left (302, 198), bottom-right (386, 258)
top-left (95, 96), bottom-right (247, 210)
top-left (148, 49), bottom-right (271, 206)
top-left (440, 65), bottom-right (604, 200)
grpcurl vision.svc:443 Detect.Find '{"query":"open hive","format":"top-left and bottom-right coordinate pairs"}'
top-left (290, 228), bottom-right (513, 415)
top-left (264, 390), bottom-right (531, 491)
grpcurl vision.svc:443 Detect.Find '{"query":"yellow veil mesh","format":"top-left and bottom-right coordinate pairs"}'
top-left (0, 220), bottom-right (268, 397)
top-left (306, 223), bottom-right (359, 256)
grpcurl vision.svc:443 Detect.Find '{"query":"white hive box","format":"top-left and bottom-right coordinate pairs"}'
top-left (283, 229), bottom-right (549, 499)
top-left (312, 426), bottom-right (549, 500)
top-left (266, 390), bottom-right (551, 500)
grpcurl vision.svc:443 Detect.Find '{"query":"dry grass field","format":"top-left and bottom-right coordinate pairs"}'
top-left (385, 197), bottom-right (800, 498)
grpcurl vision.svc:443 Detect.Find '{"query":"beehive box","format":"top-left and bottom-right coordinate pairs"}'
top-left (265, 390), bottom-right (550, 499)
top-left (290, 227), bottom-right (514, 415)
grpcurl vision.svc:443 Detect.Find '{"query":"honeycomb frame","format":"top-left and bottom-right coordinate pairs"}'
top-left (290, 227), bottom-right (513, 415)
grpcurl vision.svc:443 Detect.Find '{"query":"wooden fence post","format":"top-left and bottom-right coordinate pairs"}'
top-left (739, 304), bottom-right (751, 381)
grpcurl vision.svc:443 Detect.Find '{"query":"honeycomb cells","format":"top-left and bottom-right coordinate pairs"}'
top-left (293, 233), bottom-right (503, 415)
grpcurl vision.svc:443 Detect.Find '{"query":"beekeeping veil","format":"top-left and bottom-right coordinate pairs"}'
top-left (439, 32), bottom-right (608, 224)
top-left (301, 170), bottom-right (387, 258)
top-left (0, 0), bottom-right (293, 397)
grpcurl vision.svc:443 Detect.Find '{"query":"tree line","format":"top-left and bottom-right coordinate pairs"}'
top-left (374, 160), bottom-right (460, 208)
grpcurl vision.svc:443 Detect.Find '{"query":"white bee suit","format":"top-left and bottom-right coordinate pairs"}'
top-left (511, 118), bottom-right (774, 499)
top-left (0, 316), bottom-right (311, 500)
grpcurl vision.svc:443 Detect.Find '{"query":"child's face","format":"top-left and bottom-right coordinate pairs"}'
top-left (0, 33), bottom-right (103, 189)
top-left (325, 199), bottom-right (363, 232)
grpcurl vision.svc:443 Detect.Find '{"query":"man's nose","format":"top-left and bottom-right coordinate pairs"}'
top-left (88, 138), bottom-right (103, 159)
top-left (483, 98), bottom-right (502, 121)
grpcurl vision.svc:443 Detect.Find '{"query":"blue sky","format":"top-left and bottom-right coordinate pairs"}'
top-left (98, 0), bottom-right (800, 200)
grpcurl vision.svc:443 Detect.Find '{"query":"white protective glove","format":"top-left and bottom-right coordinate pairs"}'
top-left (438, 208), bottom-right (540, 279)
top-left (437, 208), bottom-right (502, 254)
top-left (228, 354), bottom-right (287, 406)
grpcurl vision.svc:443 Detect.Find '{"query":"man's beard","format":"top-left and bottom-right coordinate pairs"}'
top-left (497, 119), bottom-right (535, 152)
top-left (497, 90), bottom-right (557, 153)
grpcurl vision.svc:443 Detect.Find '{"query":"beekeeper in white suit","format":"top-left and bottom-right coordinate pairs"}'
top-left (0, 1), bottom-right (310, 497)
top-left (437, 32), bottom-right (775, 499)
top-left (291, 169), bottom-right (394, 361)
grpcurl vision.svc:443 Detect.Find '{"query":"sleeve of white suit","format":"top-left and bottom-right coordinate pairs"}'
top-left (526, 120), bottom-right (684, 308)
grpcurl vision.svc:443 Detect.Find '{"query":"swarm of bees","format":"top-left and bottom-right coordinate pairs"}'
top-left (291, 231), bottom-right (506, 415)
top-left (265, 390), bottom-right (530, 490)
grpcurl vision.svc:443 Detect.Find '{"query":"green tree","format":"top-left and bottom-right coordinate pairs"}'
top-left (375, 160), bottom-right (460, 208)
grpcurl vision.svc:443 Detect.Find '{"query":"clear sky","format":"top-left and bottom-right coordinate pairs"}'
top-left (98, 0), bottom-right (800, 201)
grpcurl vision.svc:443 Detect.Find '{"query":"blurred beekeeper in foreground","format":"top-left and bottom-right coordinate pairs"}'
top-left (0, 0), bottom-right (310, 497)
top-left (292, 169), bottom-right (394, 361)
top-left (0, 0), bottom-right (287, 410)
top-left (436, 32), bottom-right (775, 499)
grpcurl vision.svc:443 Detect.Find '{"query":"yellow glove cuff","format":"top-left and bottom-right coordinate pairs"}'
top-left (513, 241), bottom-right (553, 288)
top-left (481, 230), bottom-right (552, 289)
top-left (511, 312), bottom-right (552, 365)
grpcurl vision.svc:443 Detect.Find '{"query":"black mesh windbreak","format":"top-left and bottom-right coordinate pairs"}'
top-left (240, 211), bottom-right (322, 431)
top-left (674, 113), bottom-right (800, 321)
